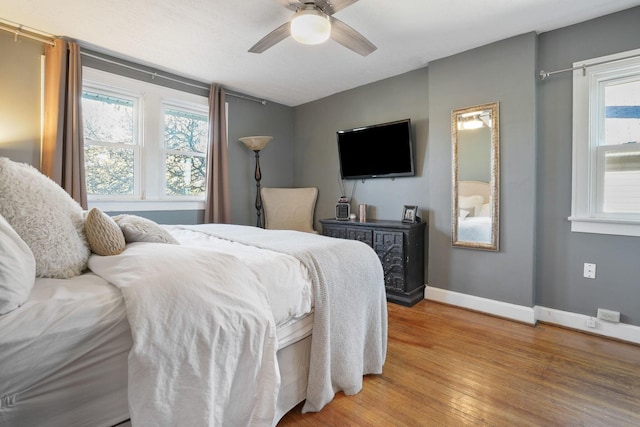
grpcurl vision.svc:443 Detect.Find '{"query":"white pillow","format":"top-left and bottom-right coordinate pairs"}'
top-left (477, 203), bottom-right (492, 217)
top-left (458, 195), bottom-right (484, 217)
top-left (0, 214), bottom-right (36, 314)
top-left (459, 209), bottom-right (470, 219)
top-left (0, 158), bottom-right (90, 278)
top-left (112, 214), bottom-right (180, 244)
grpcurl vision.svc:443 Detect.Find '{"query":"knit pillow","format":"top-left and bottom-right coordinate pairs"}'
top-left (85, 208), bottom-right (126, 256)
top-left (0, 157), bottom-right (90, 278)
top-left (0, 214), bottom-right (36, 314)
top-left (113, 214), bottom-right (179, 244)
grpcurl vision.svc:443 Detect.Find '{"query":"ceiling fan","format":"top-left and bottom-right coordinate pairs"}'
top-left (248, 0), bottom-right (377, 57)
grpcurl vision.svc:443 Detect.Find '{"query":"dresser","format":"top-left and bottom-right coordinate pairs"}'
top-left (320, 218), bottom-right (426, 306)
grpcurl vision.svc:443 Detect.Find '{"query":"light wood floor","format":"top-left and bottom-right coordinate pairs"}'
top-left (278, 300), bottom-right (640, 426)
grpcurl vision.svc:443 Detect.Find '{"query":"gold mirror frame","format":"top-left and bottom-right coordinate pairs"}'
top-left (452, 102), bottom-right (499, 251)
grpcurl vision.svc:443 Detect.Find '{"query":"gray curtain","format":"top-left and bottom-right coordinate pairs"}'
top-left (204, 85), bottom-right (231, 223)
top-left (41, 39), bottom-right (87, 209)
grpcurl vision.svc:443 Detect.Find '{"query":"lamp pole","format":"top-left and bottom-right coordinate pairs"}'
top-left (239, 136), bottom-right (273, 228)
top-left (253, 149), bottom-right (264, 228)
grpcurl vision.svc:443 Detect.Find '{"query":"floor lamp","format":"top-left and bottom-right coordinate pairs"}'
top-left (239, 136), bottom-right (272, 228)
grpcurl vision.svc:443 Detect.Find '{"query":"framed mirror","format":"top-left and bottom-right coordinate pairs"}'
top-left (452, 102), bottom-right (499, 250)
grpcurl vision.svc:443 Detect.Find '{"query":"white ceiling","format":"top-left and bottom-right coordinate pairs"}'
top-left (2, 0), bottom-right (640, 106)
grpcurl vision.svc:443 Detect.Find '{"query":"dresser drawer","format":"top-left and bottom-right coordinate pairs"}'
top-left (347, 228), bottom-right (373, 247)
top-left (323, 225), bottom-right (347, 239)
top-left (374, 230), bottom-right (405, 291)
top-left (320, 218), bottom-right (426, 306)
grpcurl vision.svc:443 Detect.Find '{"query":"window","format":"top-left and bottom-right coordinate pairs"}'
top-left (163, 104), bottom-right (208, 196)
top-left (82, 68), bottom-right (209, 211)
top-left (570, 48), bottom-right (640, 236)
top-left (82, 90), bottom-right (140, 198)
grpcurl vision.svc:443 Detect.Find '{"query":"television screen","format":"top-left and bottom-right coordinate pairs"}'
top-left (337, 119), bottom-right (414, 180)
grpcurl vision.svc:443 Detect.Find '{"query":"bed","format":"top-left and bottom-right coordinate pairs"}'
top-left (457, 180), bottom-right (492, 244)
top-left (0, 157), bottom-right (388, 426)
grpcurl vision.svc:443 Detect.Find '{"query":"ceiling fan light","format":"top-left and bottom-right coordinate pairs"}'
top-left (290, 9), bottom-right (331, 45)
top-left (458, 116), bottom-right (485, 130)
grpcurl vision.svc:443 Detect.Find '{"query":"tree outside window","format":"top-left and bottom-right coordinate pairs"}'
top-left (163, 106), bottom-right (208, 196)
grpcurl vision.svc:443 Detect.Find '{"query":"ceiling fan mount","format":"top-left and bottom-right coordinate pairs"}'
top-left (248, 0), bottom-right (376, 57)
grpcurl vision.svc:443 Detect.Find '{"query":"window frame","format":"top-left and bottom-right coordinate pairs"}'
top-left (570, 48), bottom-right (640, 237)
top-left (82, 83), bottom-right (143, 201)
top-left (82, 67), bottom-right (209, 212)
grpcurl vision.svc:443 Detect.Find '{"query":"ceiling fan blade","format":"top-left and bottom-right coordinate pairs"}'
top-left (248, 22), bottom-right (290, 54)
top-left (330, 17), bottom-right (376, 57)
top-left (315, 0), bottom-right (359, 15)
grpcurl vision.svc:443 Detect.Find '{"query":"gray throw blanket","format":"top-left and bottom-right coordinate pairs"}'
top-left (181, 224), bottom-right (388, 413)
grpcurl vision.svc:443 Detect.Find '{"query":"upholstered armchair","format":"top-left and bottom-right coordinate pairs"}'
top-left (260, 187), bottom-right (318, 233)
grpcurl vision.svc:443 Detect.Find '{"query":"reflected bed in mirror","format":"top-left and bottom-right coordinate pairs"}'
top-left (452, 102), bottom-right (499, 250)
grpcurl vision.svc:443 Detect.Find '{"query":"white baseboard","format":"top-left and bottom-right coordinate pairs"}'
top-left (424, 286), bottom-right (640, 345)
top-left (424, 286), bottom-right (536, 325)
top-left (535, 306), bottom-right (640, 345)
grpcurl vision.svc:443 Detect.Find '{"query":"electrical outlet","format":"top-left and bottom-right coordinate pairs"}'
top-left (583, 263), bottom-right (596, 279)
top-left (597, 308), bottom-right (620, 323)
top-left (586, 317), bottom-right (597, 328)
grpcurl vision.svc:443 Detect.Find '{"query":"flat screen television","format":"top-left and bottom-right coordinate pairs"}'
top-left (337, 118), bottom-right (415, 180)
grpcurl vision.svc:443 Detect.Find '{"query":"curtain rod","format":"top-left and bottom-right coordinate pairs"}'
top-left (539, 53), bottom-right (640, 80)
top-left (0, 21), bottom-right (56, 46)
top-left (80, 51), bottom-right (267, 105)
top-left (2, 19), bottom-right (267, 105)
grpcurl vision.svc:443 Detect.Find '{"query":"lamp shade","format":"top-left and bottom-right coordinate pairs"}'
top-left (290, 9), bottom-right (331, 45)
top-left (239, 136), bottom-right (273, 151)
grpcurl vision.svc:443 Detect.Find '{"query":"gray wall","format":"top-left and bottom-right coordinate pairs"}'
top-left (293, 68), bottom-right (429, 231)
top-left (0, 37), bottom-right (43, 166)
top-left (228, 96), bottom-right (294, 226)
top-left (0, 37), bottom-right (294, 226)
top-left (294, 7), bottom-right (640, 325)
top-left (536, 7), bottom-right (640, 325)
top-left (428, 33), bottom-right (537, 307)
top-left (294, 34), bottom-right (538, 308)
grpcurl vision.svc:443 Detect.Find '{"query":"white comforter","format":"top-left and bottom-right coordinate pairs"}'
top-left (89, 223), bottom-right (388, 426)
top-left (88, 242), bottom-right (280, 426)
top-left (182, 224), bottom-right (388, 413)
top-left (166, 226), bottom-right (312, 327)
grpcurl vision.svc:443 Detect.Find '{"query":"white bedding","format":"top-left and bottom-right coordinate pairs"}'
top-left (0, 273), bottom-right (131, 427)
top-left (88, 242), bottom-right (281, 426)
top-left (1, 223), bottom-right (386, 426)
top-left (457, 216), bottom-right (492, 243)
top-left (166, 225), bottom-right (313, 327)
top-left (0, 275), bottom-right (314, 427)
top-left (182, 224), bottom-right (388, 414)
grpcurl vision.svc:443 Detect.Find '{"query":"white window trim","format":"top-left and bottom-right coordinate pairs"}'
top-left (569, 48), bottom-right (640, 237)
top-left (91, 199), bottom-right (205, 212)
top-left (83, 67), bottom-right (210, 212)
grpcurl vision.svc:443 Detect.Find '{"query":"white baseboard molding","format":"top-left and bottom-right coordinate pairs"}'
top-left (424, 286), bottom-right (640, 345)
top-left (535, 306), bottom-right (640, 345)
top-left (424, 286), bottom-right (536, 325)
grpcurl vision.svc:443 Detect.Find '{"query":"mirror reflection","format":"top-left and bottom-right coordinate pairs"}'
top-left (452, 102), bottom-right (499, 250)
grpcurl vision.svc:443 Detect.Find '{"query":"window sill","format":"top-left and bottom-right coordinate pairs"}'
top-left (569, 216), bottom-right (640, 237)
top-left (89, 199), bottom-right (205, 212)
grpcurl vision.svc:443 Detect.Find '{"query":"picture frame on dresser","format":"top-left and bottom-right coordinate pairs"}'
top-left (402, 205), bottom-right (418, 223)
